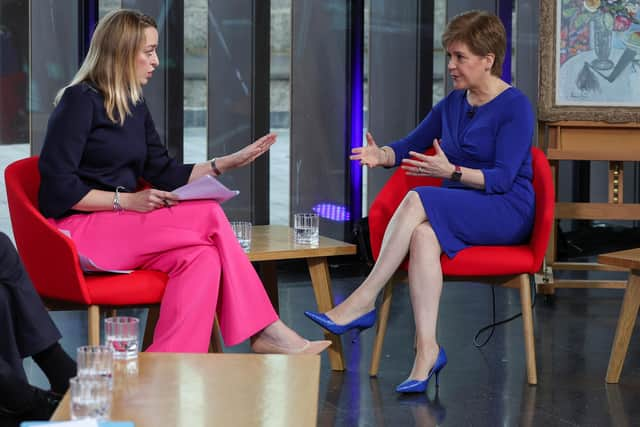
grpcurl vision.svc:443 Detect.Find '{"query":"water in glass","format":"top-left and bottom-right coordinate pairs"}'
top-left (105, 334), bottom-right (138, 360)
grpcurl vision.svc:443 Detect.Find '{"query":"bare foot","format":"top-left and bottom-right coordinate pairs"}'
top-left (251, 320), bottom-right (331, 354)
top-left (251, 338), bottom-right (331, 355)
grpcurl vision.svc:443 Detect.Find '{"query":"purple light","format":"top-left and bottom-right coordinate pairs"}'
top-left (349, 1), bottom-right (364, 227)
top-left (313, 203), bottom-right (351, 222)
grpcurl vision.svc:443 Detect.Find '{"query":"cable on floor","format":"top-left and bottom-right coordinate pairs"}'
top-left (473, 274), bottom-right (537, 348)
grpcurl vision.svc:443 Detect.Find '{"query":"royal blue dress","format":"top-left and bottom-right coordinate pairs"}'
top-left (388, 87), bottom-right (535, 258)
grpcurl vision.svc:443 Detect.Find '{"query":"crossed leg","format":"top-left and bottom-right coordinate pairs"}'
top-left (323, 190), bottom-right (445, 380)
top-left (406, 221), bottom-right (443, 381)
top-left (326, 191), bottom-right (430, 323)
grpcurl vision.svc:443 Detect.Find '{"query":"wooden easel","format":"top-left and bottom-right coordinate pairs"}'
top-left (538, 120), bottom-right (640, 294)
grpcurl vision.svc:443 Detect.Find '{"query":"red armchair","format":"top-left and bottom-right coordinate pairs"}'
top-left (367, 147), bottom-right (554, 385)
top-left (4, 156), bottom-right (223, 351)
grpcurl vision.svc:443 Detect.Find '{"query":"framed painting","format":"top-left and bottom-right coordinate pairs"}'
top-left (539, 0), bottom-right (640, 122)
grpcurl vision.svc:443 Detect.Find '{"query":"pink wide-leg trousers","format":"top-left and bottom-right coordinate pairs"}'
top-left (53, 200), bottom-right (278, 352)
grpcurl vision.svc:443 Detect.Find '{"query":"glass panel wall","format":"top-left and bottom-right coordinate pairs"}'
top-left (183, 0), bottom-right (207, 164)
top-left (0, 0), bottom-right (28, 145)
top-left (100, 0), bottom-right (121, 16)
top-left (269, 0), bottom-right (291, 225)
top-left (207, 0), bottom-right (264, 223)
top-left (291, 1), bottom-right (352, 240)
top-left (0, 0), bottom-right (30, 241)
top-left (30, 1), bottom-right (80, 154)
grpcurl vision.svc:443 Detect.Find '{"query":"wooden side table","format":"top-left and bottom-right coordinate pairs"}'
top-left (598, 248), bottom-right (640, 383)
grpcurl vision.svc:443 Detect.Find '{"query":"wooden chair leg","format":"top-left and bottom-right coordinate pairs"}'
top-left (606, 272), bottom-right (640, 383)
top-left (369, 277), bottom-right (395, 377)
top-left (209, 317), bottom-right (224, 353)
top-left (142, 305), bottom-right (160, 351)
top-left (519, 274), bottom-right (537, 385)
top-left (88, 305), bottom-right (101, 346)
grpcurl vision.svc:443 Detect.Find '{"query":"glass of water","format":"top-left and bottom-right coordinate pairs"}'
top-left (70, 376), bottom-right (112, 420)
top-left (230, 220), bottom-right (252, 252)
top-left (104, 316), bottom-right (139, 360)
top-left (294, 213), bottom-right (319, 245)
top-left (76, 345), bottom-right (113, 389)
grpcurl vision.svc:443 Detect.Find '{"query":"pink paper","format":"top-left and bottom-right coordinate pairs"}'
top-left (172, 175), bottom-right (239, 203)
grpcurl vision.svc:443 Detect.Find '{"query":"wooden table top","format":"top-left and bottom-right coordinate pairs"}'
top-left (246, 225), bottom-right (356, 262)
top-left (51, 353), bottom-right (321, 427)
top-left (598, 247), bottom-right (640, 270)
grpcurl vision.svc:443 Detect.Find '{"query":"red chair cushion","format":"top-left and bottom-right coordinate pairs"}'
top-left (85, 270), bottom-right (168, 305)
top-left (441, 245), bottom-right (533, 276)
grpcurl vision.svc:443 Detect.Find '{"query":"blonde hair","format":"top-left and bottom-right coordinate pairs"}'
top-left (54, 9), bottom-right (157, 125)
top-left (442, 10), bottom-right (506, 77)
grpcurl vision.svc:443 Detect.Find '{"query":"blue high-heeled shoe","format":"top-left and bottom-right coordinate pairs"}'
top-left (396, 347), bottom-right (447, 394)
top-left (304, 309), bottom-right (377, 336)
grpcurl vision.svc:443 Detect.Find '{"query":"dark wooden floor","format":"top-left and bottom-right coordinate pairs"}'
top-left (26, 259), bottom-right (640, 426)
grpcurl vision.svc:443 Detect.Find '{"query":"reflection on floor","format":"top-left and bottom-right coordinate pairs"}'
top-left (24, 259), bottom-right (640, 426)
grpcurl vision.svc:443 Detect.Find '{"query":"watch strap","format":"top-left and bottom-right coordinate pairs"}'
top-left (211, 158), bottom-right (222, 176)
top-left (450, 165), bottom-right (462, 181)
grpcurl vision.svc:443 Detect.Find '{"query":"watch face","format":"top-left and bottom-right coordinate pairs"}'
top-left (451, 167), bottom-right (462, 182)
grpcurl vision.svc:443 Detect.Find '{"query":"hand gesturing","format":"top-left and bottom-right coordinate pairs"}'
top-left (402, 139), bottom-right (453, 179)
top-left (350, 132), bottom-right (388, 168)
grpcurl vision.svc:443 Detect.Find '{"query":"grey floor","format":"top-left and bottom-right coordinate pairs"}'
top-left (22, 262), bottom-right (640, 427)
top-left (2, 137), bottom-right (640, 426)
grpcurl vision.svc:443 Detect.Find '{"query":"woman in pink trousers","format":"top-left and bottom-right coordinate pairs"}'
top-left (37, 9), bottom-right (329, 355)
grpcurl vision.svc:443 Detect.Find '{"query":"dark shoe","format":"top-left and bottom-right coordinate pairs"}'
top-left (0, 406), bottom-right (20, 427)
top-left (20, 388), bottom-right (63, 421)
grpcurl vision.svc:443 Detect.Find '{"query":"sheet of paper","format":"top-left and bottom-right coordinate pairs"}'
top-left (172, 175), bottom-right (239, 203)
top-left (57, 228), bottom-right (133, 274)
top-left (79, 254), bottom-right (133, 274)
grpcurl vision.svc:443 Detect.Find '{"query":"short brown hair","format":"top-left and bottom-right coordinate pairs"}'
top-left (441, 10), bottom-right (506, 77)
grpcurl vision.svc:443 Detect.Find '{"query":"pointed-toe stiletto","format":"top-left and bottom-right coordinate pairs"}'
top-left (396, 347), bottom-right (447, 394)
top-left (304, 309), bottom-right (377, 336)
top-left (252, 339), bottom-right (332, 355)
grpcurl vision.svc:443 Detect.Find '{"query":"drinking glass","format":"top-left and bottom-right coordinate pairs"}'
top-left (69, 376), bottom-right (112, 420)
top-left (104, 316), bottom-right (139, 360)
top-left (230, 221), bottom-right (252, 252)
top-left (76, 345), bottom-right (113, 389)
top-left (294, 213), bottom-right (319, 245)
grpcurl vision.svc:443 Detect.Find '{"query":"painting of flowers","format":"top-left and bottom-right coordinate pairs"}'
top-left (560, 0), bottom-right (640, 65)
top-left (555, 0), bottom-right (640, 106)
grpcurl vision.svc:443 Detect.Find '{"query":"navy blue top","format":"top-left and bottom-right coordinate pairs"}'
top-left (387, 87), bottom-right (535, 257)
top-left (38, 83), bottom-right (194, 218)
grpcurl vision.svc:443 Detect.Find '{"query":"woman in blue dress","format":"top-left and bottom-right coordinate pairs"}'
top-left (305, 10), bottom-right (535, 393)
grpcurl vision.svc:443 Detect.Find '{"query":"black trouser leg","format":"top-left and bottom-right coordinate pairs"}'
top-left (0, 233), bottom-right (61, 361)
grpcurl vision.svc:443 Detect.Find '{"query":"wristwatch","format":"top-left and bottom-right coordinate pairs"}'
top-left (450, 165), bottom-right (462, 182)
